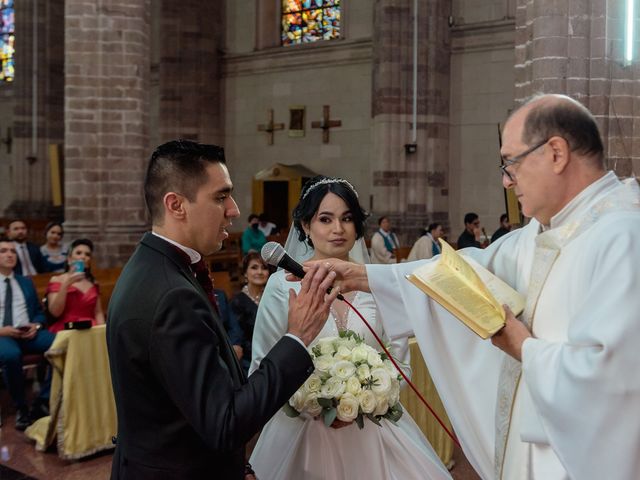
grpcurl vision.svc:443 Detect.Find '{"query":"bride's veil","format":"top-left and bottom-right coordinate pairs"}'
top-left (283, 223), bottom-right (371, 266)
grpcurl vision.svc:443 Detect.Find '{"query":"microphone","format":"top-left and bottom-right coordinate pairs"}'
top-left (261, 242), bottom-right (305, 278)
top-left (261, 242), bottom-right (344, 300)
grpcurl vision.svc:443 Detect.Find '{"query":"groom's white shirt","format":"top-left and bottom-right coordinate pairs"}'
top-left (367, 172), bottom-right (640, 480)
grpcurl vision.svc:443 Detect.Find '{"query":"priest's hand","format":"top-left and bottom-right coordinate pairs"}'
top-left (287, 258), bottom-right (370, 294)
top-left (491, 305), bottom-right (532, 362)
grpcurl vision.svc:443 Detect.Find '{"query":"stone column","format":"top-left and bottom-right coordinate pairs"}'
top-left (371, 0), bottom-right (451, 243)
top-left (150, 0), bottom-right (225, 148)
top-left (515, 0), bottom-right (640, 177)
top-left (64, 0), bottom-right (150, 267)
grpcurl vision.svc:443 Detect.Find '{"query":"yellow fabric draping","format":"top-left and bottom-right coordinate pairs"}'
top-left (25, 325), bottom-right (117, 459)
top-left (399, 337), bottom-right (454, 466)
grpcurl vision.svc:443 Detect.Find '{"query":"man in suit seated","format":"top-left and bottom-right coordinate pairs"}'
top-left (0, 238), bottom-right (55, 430)
top-left (6, 220), bottom-right (47, 276)
top-left (107, 140), bottom-right (339, 480)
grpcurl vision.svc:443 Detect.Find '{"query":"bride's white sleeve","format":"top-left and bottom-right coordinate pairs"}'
top-left (249, 273), bottom-right (291, 376)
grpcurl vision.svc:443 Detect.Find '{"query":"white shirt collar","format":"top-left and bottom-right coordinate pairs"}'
top-left (151, 231), bottom-right (202, 264)
top-left (0, 272), bottom-right (15, 282)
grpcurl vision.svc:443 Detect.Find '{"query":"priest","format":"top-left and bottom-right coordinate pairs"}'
top-left (307, 94), bottom-right (640, 480)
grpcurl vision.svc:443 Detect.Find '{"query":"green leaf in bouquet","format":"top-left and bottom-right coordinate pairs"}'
top-left (355, 414), bottom-right (365, 430)
top-left (317, 397), bottom-right (333, 409)
top-left (323, 407), bottom-right (337, 427)
top-left (282, 403), bottom-right (300, 418)
top-left (385, 402), bottom-right (404, 423)
top-left (311, 345), bottom-right (322, 357)
top-left (366, 413), bottom-right (382, 427)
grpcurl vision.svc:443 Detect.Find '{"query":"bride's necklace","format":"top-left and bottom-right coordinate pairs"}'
top-left (330, 291), bottom-right (357, 332)
top-left (242, 285), bottom-right (262, 305)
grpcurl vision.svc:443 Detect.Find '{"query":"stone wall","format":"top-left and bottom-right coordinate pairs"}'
top-left (64, 0), bottom-right (150, 267)
top-left (514, 0), bottom-right (640, 177)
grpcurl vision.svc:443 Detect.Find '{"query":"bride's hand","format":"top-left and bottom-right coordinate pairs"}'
top-left (330, 419), bottom-right (351, 429)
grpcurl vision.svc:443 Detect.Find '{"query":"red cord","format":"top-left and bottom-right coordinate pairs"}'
top-left (341, 297), bottom-right (461, 449)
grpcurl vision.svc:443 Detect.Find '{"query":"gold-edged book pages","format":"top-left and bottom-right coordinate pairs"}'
top-left (405, 239), bottom-right (525, 339)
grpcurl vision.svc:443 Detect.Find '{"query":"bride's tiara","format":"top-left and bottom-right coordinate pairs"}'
top-left (301, 178), bottom-right (359, 200)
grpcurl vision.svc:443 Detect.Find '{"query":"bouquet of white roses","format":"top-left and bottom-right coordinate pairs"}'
top-left (282, 330), bottom-right (403, 429)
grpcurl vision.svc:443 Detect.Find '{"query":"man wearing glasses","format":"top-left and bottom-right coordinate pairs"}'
top-left (456, 212), bottom-right (483, 249)
top-left (312, 94), bottom-right (640, 479)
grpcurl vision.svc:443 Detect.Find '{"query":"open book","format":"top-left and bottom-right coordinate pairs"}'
top-left (405, 239), bottom-right (525, 339)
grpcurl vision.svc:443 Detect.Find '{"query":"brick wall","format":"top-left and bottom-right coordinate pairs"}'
top-left (515, 0), bottom-right (640, 177)
top-left (64, 0), bottom-right (150, 267)
top-left (371, 0), bottom-right (451, 244)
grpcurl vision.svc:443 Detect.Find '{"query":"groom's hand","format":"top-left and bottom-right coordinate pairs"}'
top-left (287, 263), bottom-right (340, 346)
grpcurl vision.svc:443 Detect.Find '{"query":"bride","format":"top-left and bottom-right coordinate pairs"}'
top-left (250, 176), bottom-right (452, 479)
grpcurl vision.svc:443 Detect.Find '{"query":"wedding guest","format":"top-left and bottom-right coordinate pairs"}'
top-left (230, 252), bottom-right (271, 375)
top-left (491, 213), bottom-right (512, 243)
top-left (241, 214), bottom-right (267, 255)
top-left (40, 222), bottom-right (68, 273)
top-left (456, 212), bottom-right (483, 249)
top-left (6, 219), bottom-right (46, 276)
top-left (216, 288), bottom-right (245, 362)
top-left (257, 213), bottom-right (277, 237)
top-left (0, 238), bottom-right (55, 430)
top-left (407, 222), bottom-right (444, 261)
top-left (45, 238), bottom-right (105, 333)
top-left (369, 216), bottom-right (399, 264)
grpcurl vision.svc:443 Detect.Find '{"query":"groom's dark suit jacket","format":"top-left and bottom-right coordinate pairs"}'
top-left (107, 233), bottom-right (314, 479)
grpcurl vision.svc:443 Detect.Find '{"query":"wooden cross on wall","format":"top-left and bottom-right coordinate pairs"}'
top-left (257, 109), bottom-right (285, 145)
top-left (311, 105), bottom-right (341, 143)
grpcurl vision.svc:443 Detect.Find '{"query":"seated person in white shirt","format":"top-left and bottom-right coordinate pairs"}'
top-left (0, 238), bottom-right (55, 430)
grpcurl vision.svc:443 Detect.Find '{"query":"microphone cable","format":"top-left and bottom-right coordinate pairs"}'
top-left (338, 295), bottom-right (461, 449)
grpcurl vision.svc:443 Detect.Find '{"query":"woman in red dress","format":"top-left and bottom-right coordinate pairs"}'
top-left (46, 238), bottom-right (105, 333)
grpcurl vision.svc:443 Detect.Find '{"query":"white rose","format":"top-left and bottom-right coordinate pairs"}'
top-left (336, 393), bottom-right (359, 422)
top-left (341, 336), bottom-right (357, 349)
top-left (387, 380), bottom-right (400, 406)
top-left (356, 364), bottom-right (371, 381)
top-left (371, 367), bottom-right (392, 395)
top-left (303, 393), bottom-right (323, 417)
top-left (303, 374), bottom-right (322, 394)
top-left (289, 389), bottom-right (306, 412)
top-left (346, 375), bottom-right (362, 395)
top-left (383, 359), bottom-right (396, 376)
top-left (317, 338), bottom-right (336, 355)
top-left (358, 390), bottom-right (377, 414)
top-left (335, 345), bottom-right (353, 360)
top-left (330, 360), bottom-right (357, 381)
top-left (367, 350), bottom-right (384, 367)
top-left (350, 345), bottom-right (369, 363)
top-left (373, 395), bottom-right (389, 416)
top-left (315, 354), bottom-right (336, 373)
top-left (320, 377), bottom-right (346, 399)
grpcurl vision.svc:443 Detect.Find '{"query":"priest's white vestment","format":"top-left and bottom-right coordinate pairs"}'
top-left (367, 172), bottom-right (640, 480)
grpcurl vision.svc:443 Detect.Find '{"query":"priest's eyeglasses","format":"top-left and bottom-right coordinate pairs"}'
top-left (499, 139), bottom-right (548, 182)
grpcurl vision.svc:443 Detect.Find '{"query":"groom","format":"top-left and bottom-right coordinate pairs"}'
top-left (107, 140), bottom-right (339, 480)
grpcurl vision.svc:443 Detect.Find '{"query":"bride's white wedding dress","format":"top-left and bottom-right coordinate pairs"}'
top-left (249, 270), bottom-right (452, 480)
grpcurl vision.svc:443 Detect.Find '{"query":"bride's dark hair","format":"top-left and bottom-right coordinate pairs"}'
top-left (292, 175), bottom-right (369, 248)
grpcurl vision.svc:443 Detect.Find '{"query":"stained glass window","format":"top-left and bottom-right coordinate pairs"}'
top-left (0, 0), bottom-right (14, 83)
top-left (281, 0), bottom-right (340, 46)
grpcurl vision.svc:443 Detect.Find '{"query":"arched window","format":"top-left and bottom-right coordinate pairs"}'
top-left (281, 0), bottom-right (340, 46)
top-left (0, 0), bottom-right (14, 82)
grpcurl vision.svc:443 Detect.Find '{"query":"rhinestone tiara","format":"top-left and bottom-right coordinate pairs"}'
top-left (301, 178), bottom-right (359, 200)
